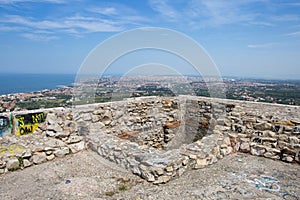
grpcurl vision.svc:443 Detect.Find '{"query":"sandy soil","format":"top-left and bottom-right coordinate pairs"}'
top-left (0, 150), bottom-right (299, 200)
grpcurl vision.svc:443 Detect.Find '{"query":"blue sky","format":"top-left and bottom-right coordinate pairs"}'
top-left (0, 0), bottom-right (299, 79)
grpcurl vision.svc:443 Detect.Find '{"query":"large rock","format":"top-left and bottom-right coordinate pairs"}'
top-left (91, 115), bottom-right (101, 123)
top-left (55, 131), bottom-right (70, 138)
top-left (23, 159), bottom-right (32, 168)
top-left (47, 124), bottom-right (63, 132)
top-left (153, 175), bottom-right (171, 184)
top-left (68, 141), bottom-right (85, 153)
top-left (32, 152), bottom-right (47, 164)
top-left (82, 113), bottom-right (91, 121)
top-left (67, 136), bottom-right (83, 144)
top-left (139, 165), bottom-right (155, 182)
top-left (239, 142), bottom-right (250, 153)
top-left (165, 121), bottom-right (180, 129)
top-left (45, 138), bottom-right (66, 148)
top-left (6, 158), bottom-right (20, 171)
top-left (250, 146), bottom-right (265, 156)
top-left (194, 158), bottom-right (208, 169)
top-left (254, 122), bottom-right (272, 131)
top-left (102, 116), bottom-right (112, 126)
top-left (54, 147), bottom-right (70, 158)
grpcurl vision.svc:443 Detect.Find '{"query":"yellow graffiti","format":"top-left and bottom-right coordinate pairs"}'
top-left (32, 112), bottom-right (47, 123)
top-left (15, 112), bottom-right (46, 136)
top-left (16, 123), bottom-right (40, 136)
top-left (16, 116), bottom-right (25, 126)
top-left (0, 144), bottom-right (24, 155)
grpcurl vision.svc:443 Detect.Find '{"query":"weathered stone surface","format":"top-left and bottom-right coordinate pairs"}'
top-left (23, 159), bottom-right (32, 168)
top-left (165, 121), bottom-right (180, 129)
top-left (254, 122), bottom-right (272, 131)
top-left (102, 115), bottom-right (112, 126)
top-left (32, 152), bottom-right (47, 164)
top-left (22, 150), bottom-right (32, 158)
top-left (141, 169), bottom-right (155, 182)
top-left (67, 136), bottom-right (83, 144)
top-left (45, 130), bottom-right (56, 137)
top-left (194, 158), bottom-right (208, 169)
top-left (47, 124), bottom-right (63, 132)
top-left (46, 154), bottom-right (55, 161)
top-left (153, 175), bottom-right (171, 184)
top-left (45, 138), bottom-right (66, 148)
top-left (6, 158), bottom-right (20, 170)
top-left (54, 147), bottom-right (70, 158)
top-left (68, 141), bottom-right (85, 154)
top-left (33, 147), bottom-right (43, 152)
top-left (1, 95), bottom-right (299, 185)
top-left (55, 131), bottom-right (70, 138)
top-left (153, 167), bottom-right (164, 176)
top-left (276, 120), bottom-right (295, 126)
top-left (289, 136), bottom-right (299, 144)
top-left (240, 142), bottom-right (250, 153)
top-left (91, 115), bottom-right (101, 123)
top-left (165, 166), bottom-right (173, 172)
top-left (278, 134), bottom-right (289, 142)
top-left (250, 146), bottom-right (265, 156)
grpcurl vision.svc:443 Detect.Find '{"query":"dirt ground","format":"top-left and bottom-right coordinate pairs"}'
top-left (0, 150), bottom-right (299, 200)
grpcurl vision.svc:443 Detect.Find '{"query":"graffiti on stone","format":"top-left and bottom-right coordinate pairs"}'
top-left (15, 112), bottom-right (47, 136)
top-left (0, 115), bottom-right (11, 136)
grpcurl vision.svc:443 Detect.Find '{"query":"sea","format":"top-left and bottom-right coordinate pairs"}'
top-left (0, 73), bottom-right (76, 95)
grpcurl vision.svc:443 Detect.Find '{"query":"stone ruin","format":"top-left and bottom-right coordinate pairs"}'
top-left (0, 95), bottom-right (299, 184)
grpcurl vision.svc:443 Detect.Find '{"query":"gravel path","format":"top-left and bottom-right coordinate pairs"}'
top-left (0, 150), bottom-right (299, 200)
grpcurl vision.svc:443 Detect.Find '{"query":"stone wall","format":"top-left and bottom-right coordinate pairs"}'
top-left (0, 107), bottom-right (85, 173)
top-left (0, 95), bottom-right (299, 184)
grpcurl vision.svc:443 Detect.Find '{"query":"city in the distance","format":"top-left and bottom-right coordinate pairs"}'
top-left (0, 74), bottom-right (299, 113)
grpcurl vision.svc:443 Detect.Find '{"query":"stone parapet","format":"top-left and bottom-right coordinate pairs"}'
top-left (0, 95), bottom-right (299, 183)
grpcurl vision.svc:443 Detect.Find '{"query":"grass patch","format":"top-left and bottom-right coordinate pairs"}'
top-left (118, 184), bottom-right (128, 191)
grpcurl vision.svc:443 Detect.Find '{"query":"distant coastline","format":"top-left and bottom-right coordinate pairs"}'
top-left (0, 73), bottom-right (75, 95)
top-left (0, 73), bottom-right (299, 96)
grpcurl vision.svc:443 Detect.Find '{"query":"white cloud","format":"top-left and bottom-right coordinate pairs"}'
top-left (20, 33), bottom-right (59, 41)
top-left (0, 1), bottom-right (150, 41)
top-left (148, 0), bottom-right (262, 28)
top-left (0, 24), bottom-right (24, 31)
top-left (148, 0), bottom-right (300, 30)
top-left (148, 0), bottom-right (180, 21)
top-left (247, 43), bottom-right (278, 48)
top-left (285, 31), bottom-right (300, 36)
top-left (1, 14), bottom-right (123, 33)
top-left (89, 7), bottom-right (118, 16)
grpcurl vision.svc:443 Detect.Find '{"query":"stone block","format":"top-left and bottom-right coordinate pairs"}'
top-left (68, 141), bottom-right (85, 154)
top-left (165, 121), bottom-right (180, 129)
top-left (55, 131), bottom-right (70, 138)
top-left (46, 154), bottom-right (55, 161)
top-left (250, 146), bottom-right (265, 156)
top-left (289, 136), bottom-right (299, 144)
top-left (6, 158), bottom-right (20, 171)
top-left (240, 142), bottom-right (250, 153)
top-left (54, 147), bottom-right (70, 158)
top-left (32, 152), bottom-right (47, 164)
top-left (254, 122), bottom-right (272, 131)
top-left (194, 158), bottom-right (208, 169)
top-left (23, 159), bottom-right (32, 168)
top-left (45, 138), bottom-right (66, 148)
top-left (67, 136), bottom-right (83, 144)
top-left (153, 175), bottom-right (171, 184)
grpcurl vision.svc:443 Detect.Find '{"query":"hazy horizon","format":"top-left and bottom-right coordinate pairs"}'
top-left (0, 72), bottom-right (299, 81)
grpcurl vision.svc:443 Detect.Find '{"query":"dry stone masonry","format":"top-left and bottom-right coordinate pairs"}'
top-left (0, 95), bottom-right (299, 184)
